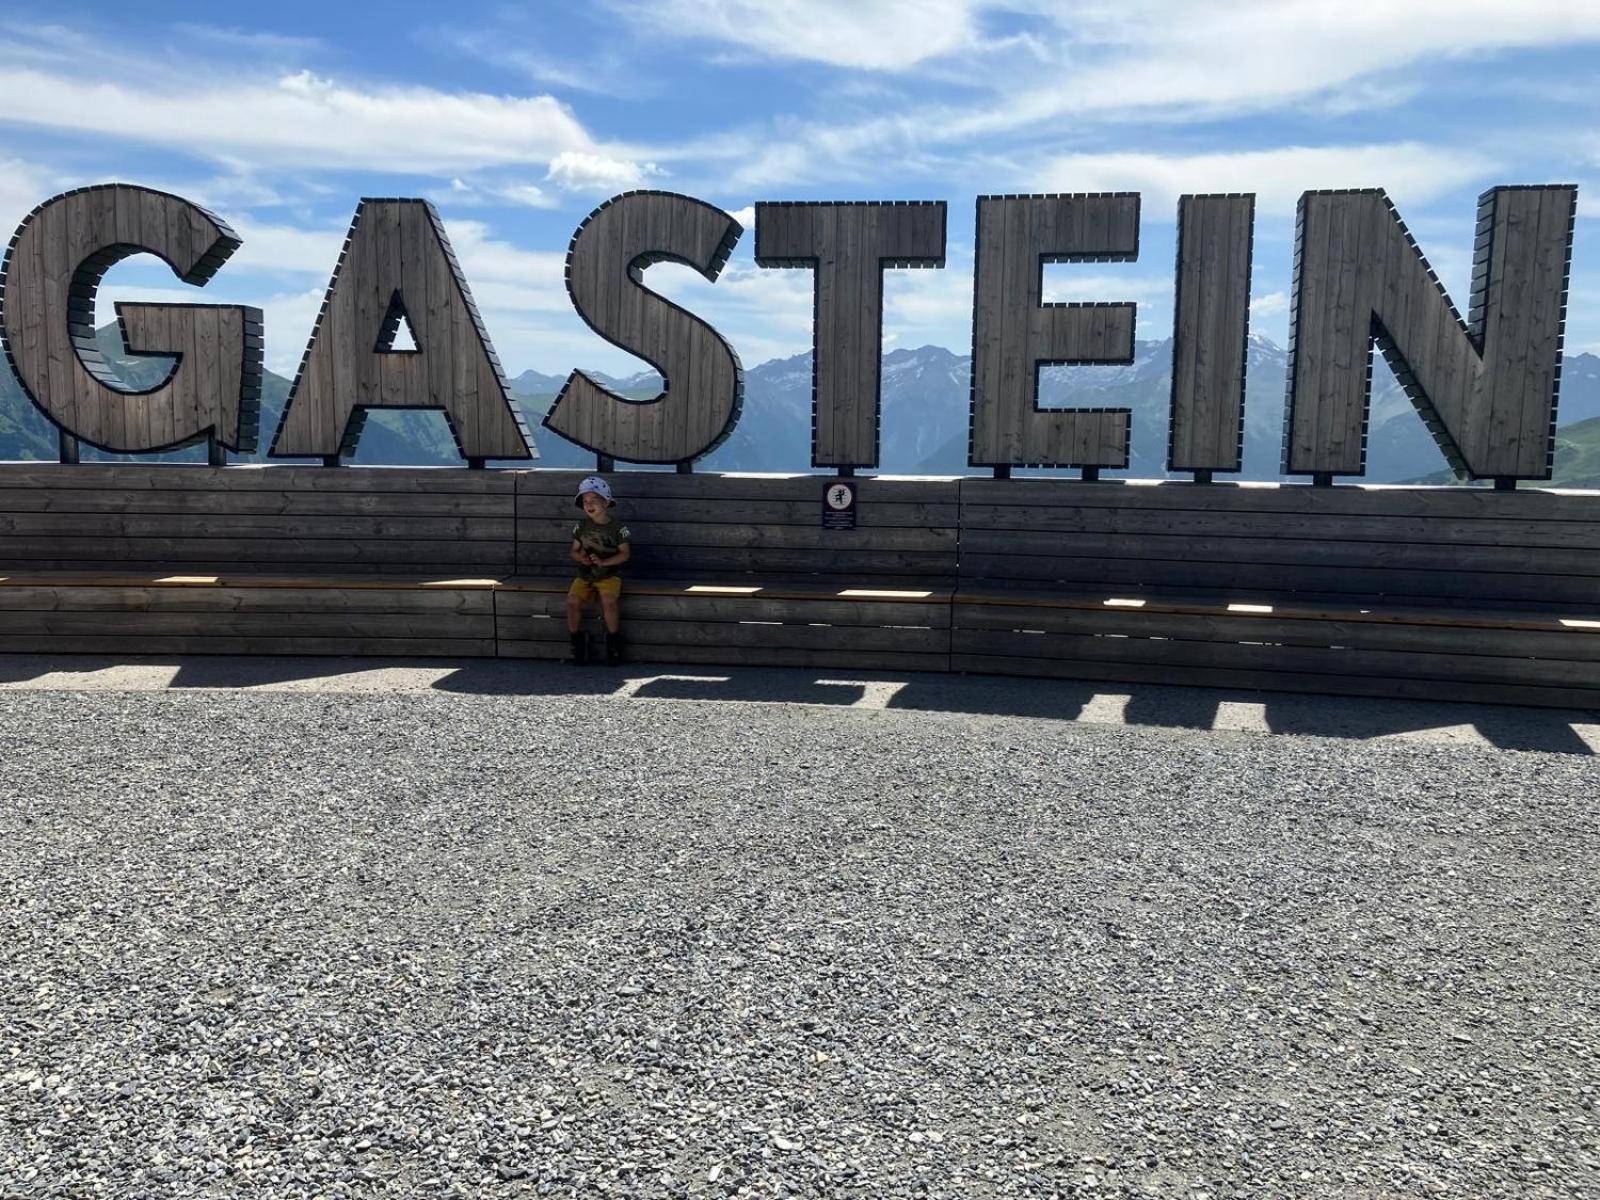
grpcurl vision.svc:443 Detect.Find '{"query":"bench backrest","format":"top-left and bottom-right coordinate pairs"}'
top-left (0, 464), bottom-right (515, 576)
top-left (516, 471), bottom-right (961, 585)
top-left (959, 479), bottom-right (1600, 610)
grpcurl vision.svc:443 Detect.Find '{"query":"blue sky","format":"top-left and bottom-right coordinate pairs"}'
top-left (1, 1), bottom-right (1597, 381)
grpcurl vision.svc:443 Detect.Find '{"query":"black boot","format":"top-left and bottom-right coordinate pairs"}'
top-left (568, 631), bottom-right (588, 665)
top-left (604, 630), bottom-right (624, 666)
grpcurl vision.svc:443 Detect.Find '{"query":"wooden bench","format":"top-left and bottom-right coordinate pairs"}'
top-left (496, 471), bottom-right (959, 670)
top-left (954, 479), bottom-right (1600, 709)
top-left (0, 463), bottom-right (1595, 711)
top-left (0, 465), bottom-right (511, 656)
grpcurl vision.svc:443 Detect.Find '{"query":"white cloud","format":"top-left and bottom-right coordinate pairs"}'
top-left (0, 157), bottom-right (60, 238)
top-left (1038, 144), bottom-right (1497, 215)
top-left (1250, 291), bottom-right (1289, 319)
top-left (224, 217), bottom-right (346, 276)
top-left (257, 287), bottom-right (330, 376)
top-left (494, 183), bottom-right (556, 209)
top-left (0, 63), bottom-right (608, 174)
top-left (646, 2), bottom-right (1600, 193)
top-left (434, 178), bottom-right (559, 209)
top-left (939, 1), bottom-right (1600, 137)
top-left (1039, 270), bottom-right (1174, 306)
top-left (605, 0), bottom-right (983, 70)
top-left (546, 151), bottom-right (660, 193)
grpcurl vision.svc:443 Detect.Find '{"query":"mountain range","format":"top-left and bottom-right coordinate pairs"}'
top-left (3, 325), bottom-right (1599, 486)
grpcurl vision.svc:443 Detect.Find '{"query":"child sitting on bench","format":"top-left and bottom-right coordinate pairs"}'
top-left (566, 475), bottom-right (631, 665)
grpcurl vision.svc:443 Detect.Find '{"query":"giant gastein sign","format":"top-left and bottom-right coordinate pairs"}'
top-left (0, 182), bottom-right (1577, 485)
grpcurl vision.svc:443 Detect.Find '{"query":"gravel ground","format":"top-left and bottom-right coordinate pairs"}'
top-left (0, 682), bottom-right (1596, 1199)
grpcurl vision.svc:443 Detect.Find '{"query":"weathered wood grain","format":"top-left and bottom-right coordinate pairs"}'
top-left (0, 465), bottom-right (518, 573)
top-left (512, 470), bottom-right (961, 580)
top-left (951, 626), bottom-right (1597, 689)
top-left (969, 193), bottom-right (1139, 469)
top-left (1169, 194), bottom-right (1255, 473)
top-left (1284, 186), bottom-right (1577, 481)
top-left (543, 192), bottom-right (744, 465)
top-left (957, 477), bottom-right (1600, 520)
top-left (0, 464), bottom-right (1595, 705)
top-left (270, 199), bottom-right (532, 462)
top-left (755, 201), bottom-right (946, 467)
top-left (0, 184), bottom-right (263, 453)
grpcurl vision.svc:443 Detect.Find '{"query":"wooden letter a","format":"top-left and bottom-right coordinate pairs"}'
top-left (272, 199), bottom-right (532, 462)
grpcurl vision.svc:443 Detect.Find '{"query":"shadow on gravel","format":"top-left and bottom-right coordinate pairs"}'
top-left (1257, 696), bottom-right (1600, 755)
top-left (887, 674), bottom-right (1599, 755)
top-left (429, 661), bottom-right (621, 696)
top-left (3, 651), bottom-right (1591, 755)
top-left (166, 658), bottom-right (379, 689)
top-left (441, 662), bottom-right (1599, 755)
top-left (632, 675), bottom-right (868, 706)
top-left (0, 658), bottom-right (60, 685)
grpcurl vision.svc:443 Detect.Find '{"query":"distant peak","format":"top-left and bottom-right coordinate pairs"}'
top-left (885, 344), bottom-right (957, 362)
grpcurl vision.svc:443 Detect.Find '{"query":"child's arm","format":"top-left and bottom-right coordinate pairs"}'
top-left (571, 538), bottom-right (596, 567)
top-left (592, 542), bottom-right (631, 569)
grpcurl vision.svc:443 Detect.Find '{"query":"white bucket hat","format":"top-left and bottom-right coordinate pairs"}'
top-left (574, 475), bottom-right (615, 507)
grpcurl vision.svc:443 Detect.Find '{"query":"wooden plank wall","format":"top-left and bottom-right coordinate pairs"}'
top-left (503, 469), bottom-right (959, 669)
top-left (0, 464), bottom-right (1594, 705)
top-left (495, 579), bottom-right (954, 671)
top-left (0, 579), bottom-right (497, 658)
top-left (958, 479), bottom-right (1600, 608)
top-left (513, 470), bottom-right (960, 583)
top-left (0, 464), bottom-right (516, 576)
top-left (955, 479), bottom-right (1600, 708)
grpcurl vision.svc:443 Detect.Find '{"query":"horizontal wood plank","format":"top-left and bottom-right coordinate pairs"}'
top-left (516, 470), bottom-right (960, 505)
top-left (0, 610), bottom-right (495, 638)
top-left (0, 513), bottom-right (513, 541)
top-left (0, 488), bottom-right (513, 517)
top-left (0, 635), bottom-right (494, 656)
top-left (499, 591), bottom-right (948, 628)
top-left (960, 502), bottom-right (1600, 551)
top-left (951, 627), bottom-right (1598, 688)
top-left (496, 639), bottom-right (946, 671)
top-left (958, 553), bottom-right (1600, 605)
top-left (959, 478), bottom-right (1600, 521)
top-left (0, 464), bottom-right (516, 493)
top-left (0, 585), bottom-right (494, 614)
top-left (960, 528), bottom-right (1600, 579)
top-left (953, 603), bottom-right (1600, 661)
top-left (516, 496), bottom-right (958, 528)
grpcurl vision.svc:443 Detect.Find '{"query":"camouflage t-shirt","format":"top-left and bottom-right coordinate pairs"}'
top-left (572, 515), bottom-right (632, 581)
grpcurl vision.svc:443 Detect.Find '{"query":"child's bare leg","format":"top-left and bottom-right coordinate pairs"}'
top-left (565, 592), bottom-right (584, 633)
top-left (600, 595), bottom-right (621, 634)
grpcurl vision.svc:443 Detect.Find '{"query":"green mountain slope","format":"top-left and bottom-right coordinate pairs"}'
top-left (0, 324), bottom-right (540, 465)
top-left (1549, 416), bottom-right (1600, 488)
top-left (1406, 417), bottom-right (1600, 489)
